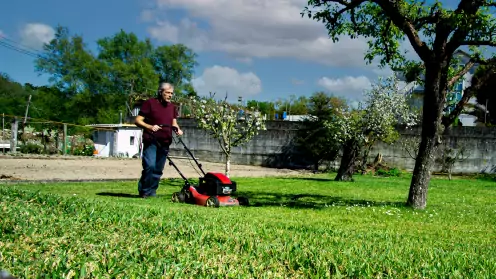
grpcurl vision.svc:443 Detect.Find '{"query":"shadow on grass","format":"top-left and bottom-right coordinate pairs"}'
top-left (234, 191), bottom-right (406, 209)
top-left (95, 179), bottom-right (187, 199)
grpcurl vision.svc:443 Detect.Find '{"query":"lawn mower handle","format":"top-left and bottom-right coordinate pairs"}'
top-left (158, 123), bottom-right (206, 176)
top-left (158, 124), bottom-right (178, 133)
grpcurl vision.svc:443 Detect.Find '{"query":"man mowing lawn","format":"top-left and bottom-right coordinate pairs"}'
top-left (134, 82), bottom-right (183, 198)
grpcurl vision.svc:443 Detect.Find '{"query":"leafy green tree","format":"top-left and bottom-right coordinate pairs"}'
top-left (96, 30), bottom-right (157, 96)
top-left (275, 95), bottom-right (309, 117)
top-left (35, 26), bottom-right (96, 95)
top-left (294, 91), bottom-right (347, 171)
top-left (303, 0), bottom-right (496, 208)
top-left (153, 44), bottom-right (199, 92)
top-left (246, 100), bottom-right (276, 119)
top-left (0, 73), bottom-right (31, 118)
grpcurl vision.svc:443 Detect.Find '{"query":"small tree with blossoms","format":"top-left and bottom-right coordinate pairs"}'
top-left (326, 75), bottom-right (419, 181)
top-left (188, 94), bottom-right (267, 177)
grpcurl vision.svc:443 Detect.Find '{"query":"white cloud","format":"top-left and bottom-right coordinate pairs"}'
top-left (19, 23), bottom-right (55, 49)
top-left (146, 0), bottom-right (371, 68)
top-left (192, 65), bottom-right (262, 100)
top-left (317, 76), bottom-right (372, 100)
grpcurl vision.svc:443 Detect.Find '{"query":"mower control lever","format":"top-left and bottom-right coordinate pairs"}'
top-left (158, 124), bottom-right (179, 133)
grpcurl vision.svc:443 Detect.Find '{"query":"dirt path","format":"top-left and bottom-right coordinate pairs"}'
top-left (0, 155), bottom-right (305, 181)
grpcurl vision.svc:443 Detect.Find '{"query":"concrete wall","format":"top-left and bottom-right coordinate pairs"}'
top-left (372, 126), bottom-right (496, 174)
top-left (169, 118), bottom-right (496, 174)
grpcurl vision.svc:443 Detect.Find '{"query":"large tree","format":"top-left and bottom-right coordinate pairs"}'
top-left (303, 0), bottom-right (496, 209)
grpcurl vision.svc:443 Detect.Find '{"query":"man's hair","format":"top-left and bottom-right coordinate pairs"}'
top-left (157, 82), bottom-right (174, 98)
top-left (158, 82), bottom-right (174, 90)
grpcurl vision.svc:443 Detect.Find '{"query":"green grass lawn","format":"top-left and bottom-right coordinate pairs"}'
top-left (1, 173), bottom-right (495, 278)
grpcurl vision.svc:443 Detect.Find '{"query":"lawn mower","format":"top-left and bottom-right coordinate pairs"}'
top-left (157, 124), bottom-right (249, 207)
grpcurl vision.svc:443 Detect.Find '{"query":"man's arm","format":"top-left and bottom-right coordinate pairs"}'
top-left (172, 119), bottom-right (183, 135)
top-left (135, 115), bottom-right (152, 131)
top-left (135, 115), bottom-right (161, 132)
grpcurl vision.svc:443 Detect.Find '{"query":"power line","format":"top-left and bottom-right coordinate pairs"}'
top-left (0, 40), bottom-right (40, 58)
top-left (0, 35), bottom-right (44, 54)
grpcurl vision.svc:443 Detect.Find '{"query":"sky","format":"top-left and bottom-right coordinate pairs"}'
top-left (0, 0), bottom-right (414, 105)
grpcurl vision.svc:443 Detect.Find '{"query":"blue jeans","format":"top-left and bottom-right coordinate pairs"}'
top-left (138, 142), bottom-right (169, 196)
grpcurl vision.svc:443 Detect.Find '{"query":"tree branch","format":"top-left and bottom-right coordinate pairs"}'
top-left (412, 1), bottom-right (443, 30)
top-left (315, 0), bottom-right (433, 61)
top-left (383, 19), bottom-right (393, 62)
top-left (370, 0), bottom-right (432, 61)
top-left (445, 0), bottom-right (486, 54)
top-left (447, 60), bottom-right (475, 88)
top-left (442, 57), bottom-right (496, 128)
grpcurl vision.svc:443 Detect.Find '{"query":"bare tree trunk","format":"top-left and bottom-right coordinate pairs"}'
top-left (407, 64), bottom-right (445, 209)
top-left (225, 153), bottom-right (231, 178)
top-left (335, 140), bottom-right (359, 181)
top-left (360, 143), bottom-right (373, 174)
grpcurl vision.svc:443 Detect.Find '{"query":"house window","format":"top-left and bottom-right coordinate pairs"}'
top-left (455, 81), bottom-right (463, 92)
top-left (130, 136), bottom-right (135, 145)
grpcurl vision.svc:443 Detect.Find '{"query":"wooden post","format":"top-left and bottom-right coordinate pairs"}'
top-left (10, 117), bottom-right (18, 153)
top-left (63, 123), bottom-right (67, 155)
top-left (21, 95), bottom-right (32, 143)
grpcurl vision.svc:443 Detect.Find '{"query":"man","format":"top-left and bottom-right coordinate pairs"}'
top-left (135, 82), bottom-right (183, 198)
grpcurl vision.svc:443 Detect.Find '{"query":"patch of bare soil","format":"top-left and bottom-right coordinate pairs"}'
top-left (0, 154), bottom-right (306, 181)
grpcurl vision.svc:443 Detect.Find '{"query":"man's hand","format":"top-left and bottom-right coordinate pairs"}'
top-left (173, 126), bottom-right (183, 136)
top-left (150, 125), bottom-right (161, 132)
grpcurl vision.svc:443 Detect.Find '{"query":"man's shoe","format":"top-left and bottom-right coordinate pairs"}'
top-left (139, 192), bottom-right (157, 198)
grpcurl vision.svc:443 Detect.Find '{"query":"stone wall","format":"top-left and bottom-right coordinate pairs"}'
top-left (170, 118), bottom-right (496, 174)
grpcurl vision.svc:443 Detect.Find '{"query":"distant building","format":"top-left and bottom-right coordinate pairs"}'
top-left (396, 50), bottom-right (479, 126)
top-left (86, 124), bottom-right (142, 158)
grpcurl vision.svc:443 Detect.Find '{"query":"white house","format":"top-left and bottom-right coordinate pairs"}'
top-left (86, 124), bottom-right (143, 158)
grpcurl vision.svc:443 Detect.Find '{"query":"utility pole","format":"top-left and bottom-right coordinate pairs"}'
top-left (22, 95), bottom-right (31, 142)
top-left (24, 95), bottom-right (31, 125)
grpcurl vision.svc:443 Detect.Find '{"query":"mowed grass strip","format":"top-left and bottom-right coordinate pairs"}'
top-left (1, 174), bottom-right (495, 278)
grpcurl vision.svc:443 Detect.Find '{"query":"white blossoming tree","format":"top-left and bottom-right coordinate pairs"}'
top-left (188, 94), bottom-right (267, 177)
top-left (326, 75), bottom-right (419, 181)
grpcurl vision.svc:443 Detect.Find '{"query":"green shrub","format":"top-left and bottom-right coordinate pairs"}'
top-left (376, 167), bottom-right (402, 177)
top-left (73, 145), bottom-right (94, 156)
top-left (19, 143), bottom-right (43, 154)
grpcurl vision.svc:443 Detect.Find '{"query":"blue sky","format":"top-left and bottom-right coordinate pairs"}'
top-left (0, 0), bottom-right (407, 104)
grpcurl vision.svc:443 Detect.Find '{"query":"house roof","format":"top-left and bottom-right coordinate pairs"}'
top-left (86, 123), bottom-right (138, 128)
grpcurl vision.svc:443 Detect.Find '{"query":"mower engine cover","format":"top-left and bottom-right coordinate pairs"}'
top-left (199, 172), bottom-right (237, 196)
